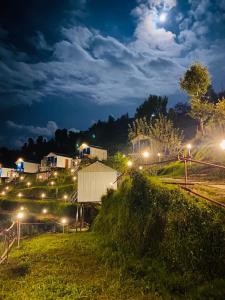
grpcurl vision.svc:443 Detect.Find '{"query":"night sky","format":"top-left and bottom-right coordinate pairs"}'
top-left (0, 0), bottom-right (225, 147)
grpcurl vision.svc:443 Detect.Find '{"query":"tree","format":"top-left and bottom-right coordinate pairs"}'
top-left (180, 63), bottom-right (212, 135)
top-left (135, 95), bottom-right (168, 119)
top-left (128, 117), bottom-right (150, 141)
top-left (149, 115), bottom-right (183, 156)
top-left (128, 115), bottom-right (183, 156)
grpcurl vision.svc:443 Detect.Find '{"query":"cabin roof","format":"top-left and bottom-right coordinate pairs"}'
top-left (79, 161), bottom-right (116, 173)
top-left (46, 152), bottom-right (73, 158)
top-left (130, 134), bottom-right (150, 143)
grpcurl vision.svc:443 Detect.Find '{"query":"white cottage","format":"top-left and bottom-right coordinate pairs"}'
top-left (41, 152), bottom-right (74, 169)
top-left (15, 158), bottom-right (40, 173)
top-left (79, 144), bottom-right (107, 161)
top-left (0, 167), bottom-right (16, 179)
top-left (78, 161), bottom-right (117, 203)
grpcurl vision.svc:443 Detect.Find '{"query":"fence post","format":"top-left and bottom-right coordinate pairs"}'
top-left (17, 220), bottom-right (21, 248)
top-left (184, 158), bottom-right (188, 187)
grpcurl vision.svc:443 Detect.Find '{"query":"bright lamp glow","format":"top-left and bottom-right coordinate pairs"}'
top-left (42, 208), bottom-right (48, 214)
top-left (17, 212), bottom-right (24, 220)
top-left (142, 151), bottom-right (150, 158)
top-left (220, 140), bottom-right (225, 150)
top-left (18, 192), bottom-right (23, 198)
top-left (63, 195), bottom-right (68, 200)
top-left (139, 166), bottom-right (143, 170)
top-left (41, 193), bottom-right (46, 199)
top-left (61, 218), bottom-right (68, 225)
top-left (127, 160), bottom-right (133, 167)
top-left (159, 12), bottom-right (167, 22)
top-left (186, 144), bottom-right (192, 150)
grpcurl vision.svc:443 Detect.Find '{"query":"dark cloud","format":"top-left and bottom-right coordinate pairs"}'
top-left (0, 0), bottom-right (225, 146)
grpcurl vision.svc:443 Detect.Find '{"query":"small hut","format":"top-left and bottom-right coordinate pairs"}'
top-left (130, 134), bottom-right (151, 155)
top-left (15, 158), bottom-right (39, 173)
top-left (78, 161), bottom-right (117, 203)
top-left (78, 144), bottom-right (107, 161)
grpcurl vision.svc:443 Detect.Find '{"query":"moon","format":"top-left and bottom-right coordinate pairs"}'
top-left (159, 13), bottom-right (167, 23)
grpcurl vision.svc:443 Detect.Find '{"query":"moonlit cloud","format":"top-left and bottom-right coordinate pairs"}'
top-left (0, 0), bottom-right (225, 149)
top-left (6, 120), bottom-right (58, 137)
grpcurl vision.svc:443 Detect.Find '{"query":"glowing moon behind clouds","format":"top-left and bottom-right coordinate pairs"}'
top-left (159, 13), bottom-right (167, 22)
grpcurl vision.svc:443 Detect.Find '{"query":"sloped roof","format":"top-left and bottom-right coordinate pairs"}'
top-left (79, 161), bottom-right (116, 173)
top-left (46, 152), bottom-right (73, 158)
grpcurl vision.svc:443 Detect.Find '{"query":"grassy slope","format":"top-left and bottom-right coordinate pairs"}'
top-left (0, 233), bottom-right (157, 300)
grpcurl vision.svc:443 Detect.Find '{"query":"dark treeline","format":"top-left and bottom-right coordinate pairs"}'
top-left (1, 88), bottom-right (223, 167)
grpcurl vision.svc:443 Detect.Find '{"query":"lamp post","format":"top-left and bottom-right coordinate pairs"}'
top-left (186, 144), bottom-right (192, 157)
top-left (127, 160), bottom-right (133, 168)
top-left (63, 195), bottom-right (68, 202)
top-left (17, 192), bottom-right (23, 198)
top-left (16, 212), bottom-right (24, 247)
top-left (61, 218), bottom-right (68, 233)
top-left (42, 208), bottom-right (48, 214)
top-left (41, 193), bottom-right (46, 200)
top-left (220, 140), bottom-right (225, 150)
top-left (26, 182), bottom-right (31, 188)
top-left (157, 153), bottom-right (161, 162)
top-left (142, 151), bottom-right (150, 159)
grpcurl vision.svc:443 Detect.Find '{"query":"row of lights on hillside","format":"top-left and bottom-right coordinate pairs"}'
top-left (15, 207), bottom-right (69, 238)
top-left (125, 140), bottom-right (225, 169)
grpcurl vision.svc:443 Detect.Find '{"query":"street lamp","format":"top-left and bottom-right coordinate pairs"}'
top-left (139, 166), bottom-right (143, 170)
top-left (186, 144), bottom-right (192, 157)
top-left (63, 194), bottom-right (68, 202)
top-left (50, 181), bottom-right (55, 186)
top-left (5, 186), bottom-right (9, 191)
top-left (71, 169), bottom-right (75, 174)
top-left (42, 208), bottom-right (48, 214)
top-left (1, 191), bottom-right (6, 196)
top-left (142, 151), bottom-right (150, 158)
top-left (220, 140), bottom-right (225, 150)
top-left (17, 192), bottom-right (23, 198)
top-left (41, 193), bottom-right (46, 200)
top-left (16, 211), bottom-right (24, 247)
top-left (54, 171), bottom-right (58, 177)
top-left (157, 153), bottom-right (161, 162)
top-left (26, 182), bottom-right (31, 187)
top-left (127, 160), bottom-right (133, 167)
top-left (20, 176), bottom-right (24, 181)
top-left (61, 218), bottom-right (68, 233)
top-left (72, 176), bottom-right (77, 181)
top-left (20, 206), bottom-right (25, 211)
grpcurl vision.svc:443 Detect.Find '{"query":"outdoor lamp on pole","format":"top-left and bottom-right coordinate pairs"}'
top-left (186, 144), bottom-right (192, 157)
top-left (17, 192), bottom-right (23, 198)
top-left (26, 182), bottom-right (31, 187)
top-left (157, 153), bottom-right (161, 162)
top-left (42, 208), bottom-right (48, 214)
top-left (63, 194), bottom-right (68, 202)
top-left (127, 160), bottom-right (133, 168)
top-left (61, 218), bottom-right (68, 233)
top-left (16, 212), bottom-right (24, 247)
top-left (220, 140), bottom-right (225, 150)
top-left (41, 193), bottom-right (46, 200)
top-left (142, 151), bottom-right (150, 159)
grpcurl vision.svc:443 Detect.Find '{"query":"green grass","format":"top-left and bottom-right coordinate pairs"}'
top-left (0, 233), bottom-right (158, 300)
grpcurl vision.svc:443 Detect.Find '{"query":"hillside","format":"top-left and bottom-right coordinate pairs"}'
top-left (0, 233), bottom-right (157, 300)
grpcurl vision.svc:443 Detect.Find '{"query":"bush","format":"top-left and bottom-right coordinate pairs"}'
top-left (94, 172), bottom-right (225, 296)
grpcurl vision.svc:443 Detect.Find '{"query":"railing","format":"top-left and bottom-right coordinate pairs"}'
top-left (0, 222), bottom-right (17, 264)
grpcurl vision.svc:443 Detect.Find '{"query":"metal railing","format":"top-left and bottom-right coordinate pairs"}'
top-left (0, 222), bottom-right (17, 264)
